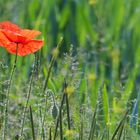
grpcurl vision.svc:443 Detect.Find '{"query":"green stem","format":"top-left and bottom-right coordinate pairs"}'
top-left (65, 87), bottom-right (71, 130)
top-left (59, 108), bottom-right (63, 140)
top-left (53, 81), bottom-right (67, 140)
top-left (111, 109), bottom-right (129, 140)
top-left (2, 43), bottom-right (18, 140)
top-left (41, 38), bottom-right (63, 139)
top-left (88, 104), bottom-right (97, 140)
top-left (29, 106), bottom-right (36, 140)
top-left (49, 127), bottom-right (52, 140)
top-left (43, 37), bottom-right (63, 94)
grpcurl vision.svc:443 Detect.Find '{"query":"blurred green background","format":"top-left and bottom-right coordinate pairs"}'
top-left (1, 0), bottom-right (140, 94)
top-left (0, 0), bottom-right (139, 57)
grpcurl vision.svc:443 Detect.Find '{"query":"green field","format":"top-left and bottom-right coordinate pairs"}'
top-left (0, 0), bottom-right (140, 139)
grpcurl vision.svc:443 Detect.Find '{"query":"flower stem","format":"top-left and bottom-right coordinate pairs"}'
top-left (2, 43), bottom-right (19, 140)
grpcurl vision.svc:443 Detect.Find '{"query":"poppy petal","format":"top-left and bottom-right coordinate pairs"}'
top-left (4, 42), bottom-right (20, 55)
top-left (0, 31), bottom-right (9, 42)
top-left (17, 40), bottom-right (43, 56)
top-left (1, 30), bottom-right (26, 43)
top-left (0, 21), bottom-right (21, 33)
top-left (20, 29), bottom-right (41, 40)
top-left (3, 40), bottom-right (43, 56)
top-left (0, 31), bottom-right (11, 46)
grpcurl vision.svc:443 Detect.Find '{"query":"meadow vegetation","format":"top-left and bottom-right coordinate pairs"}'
top-left (0, 0), bottom-right (140, 139)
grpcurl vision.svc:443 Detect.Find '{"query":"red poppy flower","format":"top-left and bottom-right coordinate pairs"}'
top-left (0, 21), bottom-right (43, 56)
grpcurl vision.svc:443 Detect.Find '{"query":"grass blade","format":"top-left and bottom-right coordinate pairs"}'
top-left (111, 109), bottom-right (129, 140)
top-left (29, 106), bottom-right (35, 140)
top-left (59, 109), bottom-right (63, 140)
top-left (43, 37), bottom-right (63, 94)
top-left (53, 81), bottom-right (67, 140)
top-left (20, 59), bottom-right (35, 137)
top-left (117, 122), bottom-right (125, 140)
top-left (49, 127), bottom-right (52, 140)
top-left (65, 82), bottom-right (71, 130)
top-left (88, 104), bottom-right (97, 140)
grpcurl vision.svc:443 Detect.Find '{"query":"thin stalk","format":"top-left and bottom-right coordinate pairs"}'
top-left (43, 37), bottom-right (63, 94)
top-left (34, 52), bottom-right (39, 79)
top-left (41, 38), bottom-right (63, 139)
top-left (39, 106), bottom-right (45, 140)
top-left (79, 121), bottom-right (83, 140)
top-left (59, 109), bottom-right (63, 140)
top-left (49, 127), bottom-right (52, 140)
top-left (41, 91), bottom-right (56, 139)
top-left (111, 109), bottom-right (129, 140)
top-left (88, 105), bottom-right (97, 140)
top-left (65, 86), bottom-right (71, 130)
top-left (2, 43), bottom-right (18, 140)
top-left (20, 59), bottom-right (35, 137)
top-left (29, 106), bottom-right (36, 140)
top-left (53, 90), bottom-right (66, 140)
top-left (117, 122), bottom-right (125, 140)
